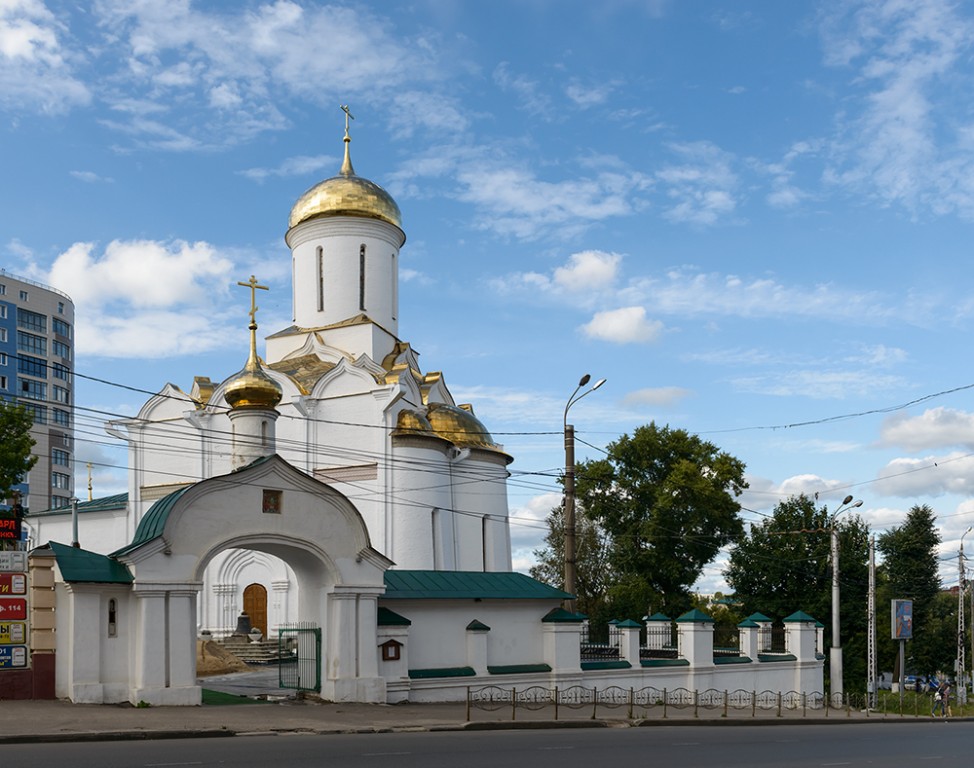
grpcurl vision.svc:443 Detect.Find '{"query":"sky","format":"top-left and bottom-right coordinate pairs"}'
top-left (4, 0), bottom-right (974, 594)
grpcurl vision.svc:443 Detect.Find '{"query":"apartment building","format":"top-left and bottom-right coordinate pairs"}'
top-left (0, 270), bottom-right (75, 514)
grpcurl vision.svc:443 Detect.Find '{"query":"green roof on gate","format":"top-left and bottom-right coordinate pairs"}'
top-left (111, 487), bottom-right (189, 557)
top-left (383, 570), bottom-right (571, 600)
top-left (676, 608), bottom-right (713, 623)
top-left (783, 610), bottom-right (818, 623)
top-left (28, 493), bottom-right (129, 518)
top-left (45, 541), bottom-right (133, 584)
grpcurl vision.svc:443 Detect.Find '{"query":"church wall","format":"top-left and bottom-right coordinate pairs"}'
top-left (389, 438), bottom-right (452, 569)
top-left (381, 600), bottom-right (550, 671)
top-left (450, 452), bottom-right (513, 571)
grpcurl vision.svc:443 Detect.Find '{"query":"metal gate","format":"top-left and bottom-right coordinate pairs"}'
top-left (278, 622), bottom-right (321, 692)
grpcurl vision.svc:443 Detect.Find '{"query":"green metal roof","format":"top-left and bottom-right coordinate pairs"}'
top-left (644, 612), bottom-right (671, 622)
top-left (377, 607), bottom-right (411, 626)
top-left (783, 610), bottom-right (818, 623)
top-left (747, 612), bottom-right (773, 623)
top-left (542, 607), bottom-right (585, 623)
top-left (383, 570), bottom-right (571, 600)
top-left (466, 619), bottom-right (490, 631)
top-left (617, 619), bottom-right (642, 628)
top-left (28, 493), bottom-right (129, 519)
top-left (737, 618), bottom-right (760, 628)
top-left (676, 608), bottom-right (713, 623)
top-left (46, 541), bottom-right (133, 584)
top-left (112, 487), bottom-right (189, 557)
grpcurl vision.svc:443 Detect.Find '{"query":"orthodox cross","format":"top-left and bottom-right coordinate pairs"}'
top-left (237, 275), bottom-right (269, 327)
top-left (341, 103), bottom-right (355, 134)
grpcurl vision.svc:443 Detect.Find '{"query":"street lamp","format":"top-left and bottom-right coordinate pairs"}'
top-left (831, 494), bottom-right (863, 706)
top-left (563, 374), bottom-right (606, 614)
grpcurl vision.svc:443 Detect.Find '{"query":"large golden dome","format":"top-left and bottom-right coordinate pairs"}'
top-left (288, 122), bottom-right (401, 230)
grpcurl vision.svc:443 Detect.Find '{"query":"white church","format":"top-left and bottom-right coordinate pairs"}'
top-left (22, 115), bottom-right (824, 707)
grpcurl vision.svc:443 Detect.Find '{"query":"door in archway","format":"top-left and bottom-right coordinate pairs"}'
top-left (243, 583), bottom-right (268, 638)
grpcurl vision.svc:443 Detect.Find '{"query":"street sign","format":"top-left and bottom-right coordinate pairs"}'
top-left (0, 622), bottom-right (25, 644)
top-left (0, 598), bottom-right (26, 620)
top-left (0, 552), bottom-right (26, 572)
top-left (0, 573), bottom-right (25, 595)
top-left (0, 646), bottom-right (26, 668)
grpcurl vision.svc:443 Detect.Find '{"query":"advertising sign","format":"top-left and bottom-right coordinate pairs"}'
top-left (0, 646), bottom-right (27, 668)
top-left (892, 598), bottom-right (913, 640)
top-left (0, 598), bottom-right (26, 621)
top-left (0, 516), bottom-right (19, 542)
top-left (0, 623), bottom-right (25, 644)
top-left (0, 552), bottom-right (26, 572)
top-left (0, 574), bottom-right (25, 595)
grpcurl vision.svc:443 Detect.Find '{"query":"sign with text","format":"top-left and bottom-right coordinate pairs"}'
top-left (0, 623), bottom-right (25, 644)
top-left (0, 552), bottom-right (26, 572)
top-left (0, 598), bottom-right (26, 621)
top-left (0, 573), bottom-right (25, 595)
top-left (892, 598), bottom-right (913, 640)
top-left (0, 646), bottom-right (26, 668)
top-left (0, 516), bottom-right (20, 541)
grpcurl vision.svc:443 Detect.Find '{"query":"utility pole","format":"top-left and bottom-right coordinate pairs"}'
top-left (867, 535), bottom-right (876, 709)
top-left (958, 528), bottom-right (971, 704)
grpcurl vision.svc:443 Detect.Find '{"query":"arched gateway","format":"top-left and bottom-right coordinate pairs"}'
top-left (50, 454), bottom-right (390, 706)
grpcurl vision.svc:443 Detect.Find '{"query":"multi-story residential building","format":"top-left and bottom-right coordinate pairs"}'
top-left (0, 270), bottom-right (75, 515)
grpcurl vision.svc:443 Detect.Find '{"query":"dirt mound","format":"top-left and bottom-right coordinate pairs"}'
top-left (196, 639), bottom-right (252, 677)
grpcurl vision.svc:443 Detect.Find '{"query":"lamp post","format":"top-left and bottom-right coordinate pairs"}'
top-left (831, 494), bottom-right (863, 706)
top-left (563, 374), bottom-right (605, 614)
top-left (958, 526), bottom-right (972, 704)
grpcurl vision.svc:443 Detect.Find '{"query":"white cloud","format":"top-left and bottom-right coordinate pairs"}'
top-left (239, 155), bottom-right (333, 183)
top-left (45, 239), bottom-right (236, 358)
top-left (70, 170), bottom-right (113, 183)
top-left (657, 141), bottom-right (738, 225)
top-left (731, 369), bottom-right (904, 400)
top-left (0, 0), bottom-right (90, 113)
top-left (553, 251), bottom-right (621, 292)
top-left (509, 492), bottom-right (559, 574)
top-left (874, 451), bottom-right (974, 498)
top-left (880, 408), bottom-right (974, 451)
top-left (582, 306), bottom-right (663, 344)
top-left (565, 79), bottom-right (618, 108)
top-left (622, 386), bottom-right (690, 407)
top-left (820, 0), bottom-right (974, 218)
top-left (493, 62), bottom-right (551, 118)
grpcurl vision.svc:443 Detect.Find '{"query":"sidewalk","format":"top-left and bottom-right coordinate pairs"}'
top-left (0, 671), bottom-right (961, 744)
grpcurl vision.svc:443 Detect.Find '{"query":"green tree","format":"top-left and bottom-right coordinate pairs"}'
top-left (530, 505), bottom-right (613, 626)
top-left (0, 400), bottom-right (37, 501)
top-left (877, 504), bottom-right (942, 679)
top-left (726, 493), bottom-right (870, 693)
top-left (574, 422), bottom-right (747, 618)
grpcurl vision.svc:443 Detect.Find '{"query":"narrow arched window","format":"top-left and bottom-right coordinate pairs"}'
top-left (261, 420), bottom-right (268, 447)
top-left (108, 598), bottom-right (118, 638)
top-left (391, 252), bottom-right (397, 321)
top-left (359, 244), bottom-right (366, 311)
top-left (317, 246), bottom-right (324, 311)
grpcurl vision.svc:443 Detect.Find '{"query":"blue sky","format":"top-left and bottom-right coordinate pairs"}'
top-left (4, 0), bottom-right (974, 592)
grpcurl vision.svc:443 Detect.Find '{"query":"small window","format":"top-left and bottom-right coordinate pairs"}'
top-left (0, 353), bottom-right (6, 366)
top-left (0, 376), bottom-right (6, 390)
top-left (57, 301), bottom-right (65, 315)
top-left (108, 598), bottom-right (117, 638)
top-left (18, 290), bottom-right (27, 301)
top-left (262, 489), bottom-right (282, 514)
top-left (0, 284), bottom-right (5, 295)
top-left (52, 408), bottom-right (70, 427)
top-left (52, 449), bottom-right (70, 466)
top-left (0, 306), bottom-right (6, 319)
top-left (53, 340), bottom-right (71, 360)
top-left (52, 471), bottom-right (71, 490)
top-left (0, 329), bottom-right (6, 343)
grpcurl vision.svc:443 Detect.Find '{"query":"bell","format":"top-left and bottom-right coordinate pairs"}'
top-left (233, 612), bottom-right (252, 637)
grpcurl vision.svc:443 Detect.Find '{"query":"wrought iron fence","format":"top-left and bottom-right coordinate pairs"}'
top-left (641, 622), bottom-right (679, 660)
top-left (758, 625), bottom-right (786, 653)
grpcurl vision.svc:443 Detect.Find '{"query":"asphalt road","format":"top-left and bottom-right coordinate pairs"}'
top-left (2, 721), bottom-right (971, 768)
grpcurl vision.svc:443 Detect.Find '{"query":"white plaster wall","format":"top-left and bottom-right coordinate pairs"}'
top-left (380, 600), bottom-right (553, 671)
top-left (287, 217), bottom-right (404, 335)
top-left (389, 440), bottom-right (451, 569)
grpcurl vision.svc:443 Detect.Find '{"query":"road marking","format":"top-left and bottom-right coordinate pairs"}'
top-left (363, 752), bottom-right (411, 756)
top-left (539, 746), bottom-right (575, 750)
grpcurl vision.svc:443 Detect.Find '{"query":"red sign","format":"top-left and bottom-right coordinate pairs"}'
top-left (0, 574), bottom-right (25, 596)
top-left (0, 599), bottom-right (26, 620)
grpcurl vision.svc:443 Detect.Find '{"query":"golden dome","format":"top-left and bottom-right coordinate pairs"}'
top-left (393, 409), bottom-right (434, 437)
top-left (224, 364), bottom-right (283, 410)
top-left (287, 117), bottom-right (401, 231)
top-left (426, 403), bottom-right (500, 451)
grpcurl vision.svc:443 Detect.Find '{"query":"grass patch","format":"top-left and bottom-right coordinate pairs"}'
top-left (202, 688), bottom-right (266, 706)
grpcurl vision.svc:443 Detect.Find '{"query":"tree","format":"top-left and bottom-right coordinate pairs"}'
top-left (530, 505), bottom-right (613, 625)
top-left (877, 504), bottom-right (942, 679)
top-left (573, 422), bottom-right (747, 618)
top-left (0, 400), bottom-right (36, 502)
top-left (725, 493), bottom-right (870, 692)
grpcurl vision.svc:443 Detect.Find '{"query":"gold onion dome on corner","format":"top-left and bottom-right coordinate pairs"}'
top-left (288, 109), bottom-right (402, 231)
top-left (425, 403), bottom-right (501, 451)
top-left (224, 276), bottom-right (283, 410)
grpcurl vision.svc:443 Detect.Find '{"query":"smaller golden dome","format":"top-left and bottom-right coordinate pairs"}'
top-left (393, 409), bottom-right (434, 437)
top-left (224, 364), bottom-right (282, 410)
top-left (426, 403), bottom-right (500, 451)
